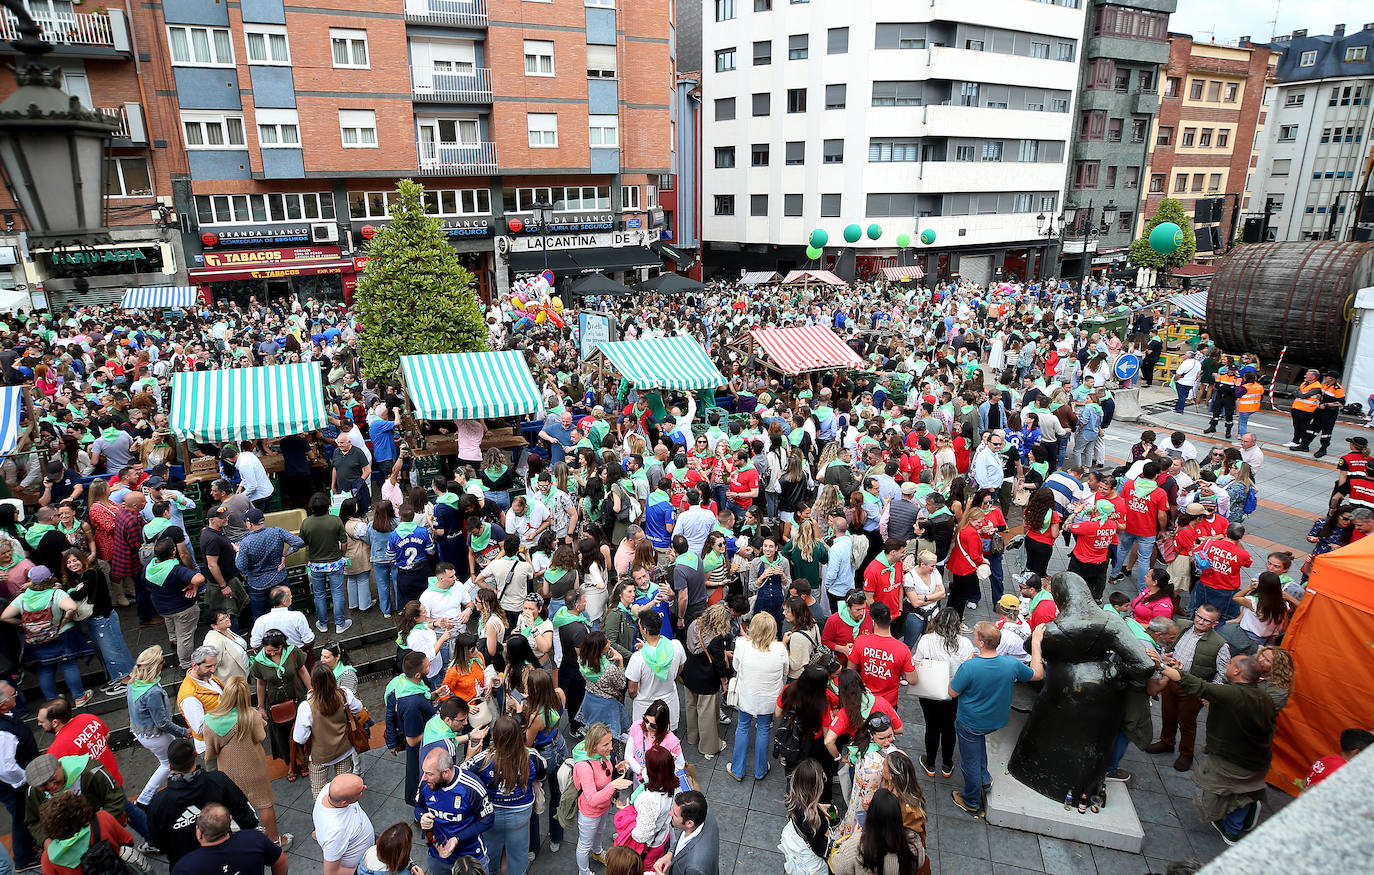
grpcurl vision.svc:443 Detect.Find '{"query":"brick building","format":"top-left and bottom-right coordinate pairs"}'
top-left (1139, 34), bottom-right (1274, 256)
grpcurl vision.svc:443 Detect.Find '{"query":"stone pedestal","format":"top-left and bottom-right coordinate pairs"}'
top-left (983, 710), bottom-right (1145, 853)
top-left (1112, 386), bottom-right (1143, 423)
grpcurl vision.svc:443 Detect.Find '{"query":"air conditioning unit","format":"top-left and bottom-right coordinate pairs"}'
top-left (311, 223), bottom-right (339, 243)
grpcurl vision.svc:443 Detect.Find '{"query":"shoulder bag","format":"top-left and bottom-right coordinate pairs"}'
top-left (958, 532), bottom-right (992, 581)
top-left (911, 654), bottom-right (953, 701)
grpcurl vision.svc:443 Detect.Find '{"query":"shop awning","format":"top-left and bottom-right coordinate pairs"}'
top-left (509, 250), bottom-right (580, 278)
top-left (750, 325), bottom-right (863, 374)
top-left (781, 269), bottom-right (846, 286)
top-left (880, 266), bottom-right (924, 282)
top-left (1170, 291), bottom-right (1208, 319)
top-left (122, 286), bottom-right (199, 309)
top-left (650, 239), bottom-right (691, 263)
top-left (509, 247), bottom-right (662, 279)
top-left (187, 260), bottom-right (352, 283)
top-left (594, 336), bottom-right (726, 391)
top-left (0, 387), bottom-right (21, 458)
top-left (401, 351), bottom-right (541, 421)
top-left (739, 271), bottom-right (780, 285)
top-left (170, 362), bottom-right (328, 442)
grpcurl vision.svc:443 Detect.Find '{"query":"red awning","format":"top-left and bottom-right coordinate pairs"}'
top-left (881, 265), bottom-right (925, 281)
top-left (750, 325), bottom-right (863, 374)
top-left (188, 259), bottom-right (353, 283)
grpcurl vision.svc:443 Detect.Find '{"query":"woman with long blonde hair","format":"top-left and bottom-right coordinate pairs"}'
top-left (727, 611), bottom-right (790, 782)
top-left (126, 645), bottom-right (188, 804)
top-left (203, 677), bottom-right (291, 850)
top-left (811, 484), bottom-right (843, 534)
top-left (946, 506), bottom-right (988, 620)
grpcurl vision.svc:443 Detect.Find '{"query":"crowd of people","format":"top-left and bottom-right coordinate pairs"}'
top-left (0, 274), bottom-right (1362, 874)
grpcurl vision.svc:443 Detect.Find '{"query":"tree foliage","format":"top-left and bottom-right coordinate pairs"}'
top-left (1128, 197), bottom-right (1196, 270)
top-left (355, 179), bottom-right (487, 379)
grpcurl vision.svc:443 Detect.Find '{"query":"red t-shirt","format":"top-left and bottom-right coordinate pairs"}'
top-left (42, 810), bottom-right (130, 875)
top-left (1172, 522), bottom-right (1208, 557)
top-left (50, 714), bottom-right (122, 785)
top-left (1121, 480), bottom-right (1168, 536)
top-left (863, 556), bottom-right (903, 616)
top-left (727, 467), bottom-right (760, 508)
top-left (1029, 592), bottom-right (1059, 629)
top-left (827, 691), bottom-right (903, 737)
top-left (848, 633), bottom-right (915, 708)
top-left (1102, 492), bottom-right (1127, 545)
top-left (953, 435), bottom-right (970, 474)
top-left (898, 453), bottom-right (923, 484)
top-left (1025, 509), bottom-right (1061, 544)
top-left (1199, 514), bottom-right (1228, 537)
top-left (1305, 754), bottom-right (1347, 788)
top-left (1069, 518), bottom-right (1114, 563)
top-left (1199, 539), bottom-right (1251, 591)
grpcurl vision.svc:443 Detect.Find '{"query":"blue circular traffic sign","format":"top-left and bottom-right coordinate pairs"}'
top-left (1114, 354), bottom-right (1141, 381)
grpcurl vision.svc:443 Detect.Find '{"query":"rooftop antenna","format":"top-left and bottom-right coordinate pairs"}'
top-left (1269, 0), bottom-right (1281, 40)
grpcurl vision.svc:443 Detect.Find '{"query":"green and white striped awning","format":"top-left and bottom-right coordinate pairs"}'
top-left (171, 363), bottom-right (328, 442)
top-left (401, 351), bottom-right (542, 421)
top-left (595, 336), bottom-right (726, 391)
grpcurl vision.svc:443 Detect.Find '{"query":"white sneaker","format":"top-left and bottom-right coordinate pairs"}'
top-left (315, 620), bottom-right (328, 632)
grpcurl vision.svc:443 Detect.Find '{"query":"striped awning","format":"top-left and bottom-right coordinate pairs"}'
top-left (170, 363), bottom-right (327, 442)
top-left (781, 269), bottom-right (846, 286)
top-left (739, 271), bottom-right (780, 285)
top-left (401, 351), bottom-right (541, 421)
top-left (0, 387), bottom-right (21, 458)
top-left (751, 326), bottom-right (863, 374)
top-left (122, 286), bottom-right (199, 309)
top-left (595, 336), bottom-right (726, 391)
top-left (880, 265), bottom-right (925, 281)
top-left (1170, 291), bottom-right (1208, 319)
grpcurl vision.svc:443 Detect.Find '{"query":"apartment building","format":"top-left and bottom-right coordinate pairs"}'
top-left (700, 0), bottom-right (1087, 284)
top-left (1250, 24), bottom-right (1374, 242)
top-left (1139, 35), bottom-right (1273, 255)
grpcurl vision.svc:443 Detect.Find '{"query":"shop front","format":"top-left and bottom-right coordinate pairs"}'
top-left (18, 233), bottom-right (183, 309)
top-left (497, 228), bottom-right (662, 297)
top-left (189, 228), bottom-right (354, 308)
top-left (349, 216), bottom-right (497, 303)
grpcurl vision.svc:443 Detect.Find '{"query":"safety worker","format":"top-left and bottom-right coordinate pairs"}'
top-left (1235, 375), bottom-right (1265, 440)
top-left (1204, 360), bottom-right (1240, 438)
top-left (1335, 436), bottom-right (1374, 510)
top-left (1311, 371), bottom-right (1347, 459)
top-left (1285, 369), bottom-right (1322, 450)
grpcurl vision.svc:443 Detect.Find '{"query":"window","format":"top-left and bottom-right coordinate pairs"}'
top-left (1223, 82), bottom-right (1238, 102)
top-left (875, 23), bottom-right (924, 50)
top-left (981, 141), bottom-right (1003, 161)
top-left (784, 194), bottom-right (803, 216)
top-left (787, 88), bottom-right (807, 112)
top-left (1321, 127), bottom-right (1332, 143)
top-left (1300, 50), bottom-right (1316, 66)
top-left (588, 115), bottom-right (618, 147)
top-left (1050, 97), bottom-right (1068, 112)
top-left (1207, 81), bottom-right (1221, 102)
top-left (715, 48), bottom-right (736, 72)
top-left (752, 93), bottom-right (770, 116)
top-left (1012, 194), bottom-right (1032, 213)
top-left (868, 138), bottom-right (919, 162)
top-left (167, 26), bottom-right (233, 66)
top-left (785, 141), bottom-right (805, 165)
top-left (788, 35), bottom-right (808, 60)
top-left (244, 25), bottom-right (289, 65)
top-left (714, 146), bottom-right (735, 168)
top-left (1030, 42), bottom-right (1050, 59)
top-left (873, 81), bottom-right (921, 107)
top-left (1164, 76), bottom-right (1180, 97)
top-left (526, 113), bottom-right (558, 147)
top-left (965, 39), bottom-right (985, 51)
top-left (828, 27), bottom-right (848, 54)
top-left (1056, 42), bottom-right (1074, 62)
top-left (825, 84), bottom-right (846, 110)
top-left (1278, 124), bottom-right (1298, 142)
top-left (820, 193), bottom-right (841, 217)
top-left (1130, 119), bottom-right (1147, 143)
top-left (1217, 130), bottom-right (1230, 148)
top-left (1347, 46), bottom-right (1368, 62)
top-left (865, 193), bottom-right (916, 217)
top-left (823, 139), bottom-right (844, 163)
top-left (1208, 173), bottom-right (1221, 192)
top-left (1181, 127), bottom-right (1196, 147)
top-left (1138, 71), bottom-right (1154, 92)
top-left (1073, 160), bottom-right (1099, 189)
top-left (1124, 166), bottom-right (1139, 189)
top-left (954, 145), bottom-right (975, 161)
top-left (1191, 173), bottom-right (1205, 192)
top-left (524, 40), bottom-right (555, 76)
top-left (714, 195), bottom-right (735, 216)
top-left (715, 99), bottom-right (735, 120)
top-left (715, 0), bottom-right (735, 21)
top-left (1117, 211), bottom-right (1133, 232)
top-left (620, 186), bottom-right (640, 210)
top-left (959, 82), bottom-right (979, 107)
top-left (587, 44), bottom-right (616, 78)
top-left (330, 28), bottom-right (369, 68)
top-left (1149, 173), bottom-right (1164, 193)
top-left (1174, 173), bottom-right (1187, 192)
top-left (753, 41), bottom-right (771, 65)
top-left (1080, 110), bottom-right (1106, 140)
top-left (1156, 126), bottom-right (1172, 146)
top-left (751, 144), bottom-right (769, 165)
top-left (1199, 128), bottom-right (1212, 147)
top-left (105, 157), bottom-right (152, 197)
top-left (554, 186), bottom-right (610, 210)
top-left (1284, 92), bottom-right (1305, 107)
top-left (337, 110), bottom-right (377, 148)
top-left (1017, 140), bottom-right (1039, 161)
top-left (750, 194), bottom-right (768, 216)
top-left (1107, 118), bottom-right (1123, 142)
top-left (754, 0), bottom-right (770, 9)
top-left (1271, 158), bottom-right (1290, 176)
top-left (1104, 165), bottom-right (1117, 188)
top-left (586, 0), bottom-right (616, 5)
top-left (1094, 6), bottom-right (1167, 41)
top-left (256, 109), bottom-right (300, 147)
top-left (1189, 79), bottom-right (1204, 100)
top-left (182, 112), bottom-right (246, 149)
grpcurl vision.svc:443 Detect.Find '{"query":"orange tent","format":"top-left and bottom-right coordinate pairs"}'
top-left (1268, 535), bottom-right (1374, 795)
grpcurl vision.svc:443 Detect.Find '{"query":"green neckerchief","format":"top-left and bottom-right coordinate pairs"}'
top-left (702, 550), bottom-right (725, 573)
top-left (545, 565), bottom-right (572, 587)
top-left (436, 492), bottom-right (461, 508)
top-left (22, 523), bottom-right (54, 549)
top-left (1030, 460), bottom-right (1049, 480)
top-left (99, 426), bottom-right (123, 444)
top-left (469, 523), bottom-right (492, 552)
top-left (647, 488), bottom-right (671, 507)
top-left (251, 644), bottom-right (296, 680)
top-left (145, 557), bottom-right (180, 587)
top-left (143, 517), bottom-right (173, 541)
top-left (425, 577), bottom-right (450, 595)
top-left (203, 708), bottom-right (239, 738)
top-left (58, 755), bottom-right (89, 792)
top-left (578, 655), bottom-right (610, 685)
top-left (18, 587), bottom-right (57, 612)
top-left (551, 606), bottom-right (588, 629)
top-left (1130, 479), bottom-right (1158, 500)
top-left (484, 464), bottom-right (509, 480)
top-left (422, 714), bottom-right (459, 748)
top-left (397, 621), bottom-right (428, 648)
top-left (385, 674), bottom-right (431, 701)
top-left (1029, 590), bottom-right (1054, 613)
top-left (928, 506), bottom-right (952, 520)
top-left (733, 459), bottom-right (754, 473)
top-left (862, 492), bottom-right (882, 512)
top-left (674, 552), bottom-right (701, 571)
top-left (332, 661), bottom-right (348, 680)
top-left (787, 429), bottom-right (805, 447)
top-left (46, 826), bottom-right (91, 868)
top-left (56, 519), bottom-right (80, 536)
top-left (571, 739), bottom-right (606, 763)
top-left (837, 603), bottom-right (863, 634)
top-left (128, 679), bottom-right (160, 704)
top-left (640, 636), bottom-right (676, 680)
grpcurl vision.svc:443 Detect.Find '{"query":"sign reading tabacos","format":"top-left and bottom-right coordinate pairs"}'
top-left (202, 247), bottom-right (339, 268)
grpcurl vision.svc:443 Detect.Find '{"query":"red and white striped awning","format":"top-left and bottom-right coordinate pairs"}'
top-left (880, 265), bottom-right (924, 281)
top-left (781, 269), bottom-right (846, 286)
top-left (750, 325), bottom-right (864, 374)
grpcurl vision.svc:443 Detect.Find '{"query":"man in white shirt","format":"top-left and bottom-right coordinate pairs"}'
top-left (972, 431), bottom-right (1007, 492)
top-left (313, 774), bottom-right (374, 875)
top-left (421, 563), bottom-right (471, 670)
top-left (625, 610), bottom-right (687, 730)
top-left (1166, 430), bottom-right (1199, 462)
top-left (0, 681), bottom-right (38, 869)
top-left (221, 444), bottom-right (274, 511)
top-left (674, 489), bottom-right (718, 555)
top-left (250, 586), bottom-right (317, 649)
top-left (1238, 433), bottom-right (1264, 473)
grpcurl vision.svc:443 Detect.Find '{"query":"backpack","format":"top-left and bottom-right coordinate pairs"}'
top-left (850, 533), bottom-right (867, 572)
top-left (82, 814), bottom-right (144, 874)
top-left (799, 625), bottom-right (835, 670)
top-left (555, 757), bottom-right (581, 832)
top-left (20, 590), bottom-right (61, 646)
top-left (1243, 487), bottom-right (1258, 516)
top-left (771, 709), bottom-right (808, 765)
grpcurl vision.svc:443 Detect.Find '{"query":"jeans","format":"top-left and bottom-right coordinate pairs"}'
top-left (346, 573), bottom-right (372, 612)
top-left (731, 709), bottom-right (773, 779)
top-left (575, 809), bottom-right (612, 875)
top-left (485, 490), bottom-right (511, 512)
top-left (134, 572), bottom-right (156, 624)
top-left (955, 720), bottom-right (992, 810)
top-left (1222, 801), bottom-right (1256, 834)
top-left (1176, 382), bottom-right (1192, 412)
top-left (1189, 583), bottom-right (1241, 622)
top-left (1238, 411), bottom-right (1252, 437)
top-left (764, 491), bottom-right (779, 520)
top-left (134, 731), bottom-right (175, 804)
top-left (310, 567), bottom-right (347, 627)
top-left (981, 544), bottom-right (1004, 598)
top-left (374, 562), bottom-right (398, 615)
top-left (1112, 532), bottom-right (1155, 594)
top-left (488, 804), bottom-right (533, 875)
top-left (902, 611), bottom-right (929, 650)
top-left (88, 612), bottom-right (135, 681)
top-left (1055, 433), bottom-right (1070, 467)
top-left (0, 779), bottom-right (35, 866)
top-left (531, 735), bottom-right (566, 850)
top-left (124, 798), bottom-right (150, 841)
top-left (248, 585), bottom-right (274, 622)
top-left (1108, 731), bottom-right (1130, 772)
top-left (30, 642), bottom-right (85, 701)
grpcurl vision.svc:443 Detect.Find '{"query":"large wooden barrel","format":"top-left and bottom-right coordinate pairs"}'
top-left (1207, 241), bottom-right (1374, 367)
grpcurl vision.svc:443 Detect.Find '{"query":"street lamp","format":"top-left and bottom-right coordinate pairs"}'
top-left (1035, 212), bottom-right (1060, 282)
top-left (0, 2), bottom-right (120, 248)
top-left (530, 198), bottom-right (554, 278)
top-left (1057, 199), bottom-right (1116, 290)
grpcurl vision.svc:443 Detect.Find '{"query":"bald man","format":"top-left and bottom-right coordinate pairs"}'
top-left (417, 747), bottom-right (493, 873)
top-left (314, 774), bottom-right (374, 875)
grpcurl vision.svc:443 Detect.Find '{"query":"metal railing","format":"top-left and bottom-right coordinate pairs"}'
top-left (411, 66), bottom-right (492, 103)
top-left (100, 104), bottom-right (130, 139)
top-left (416, 141), bottom-right (498, 175)
top-left (0, 9), bottom-right (113, 45)
top-left (405, 0), bottom-right (488, 27)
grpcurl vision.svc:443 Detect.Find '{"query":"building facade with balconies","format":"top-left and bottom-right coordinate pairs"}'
top-left (700, 0), bottom-right (1086, 284)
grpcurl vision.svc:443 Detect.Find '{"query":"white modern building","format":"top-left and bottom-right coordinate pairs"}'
top-left (699, 0), bottom-right (1087, 283)
top-left (1250, 24), bottom-right (1374, 242)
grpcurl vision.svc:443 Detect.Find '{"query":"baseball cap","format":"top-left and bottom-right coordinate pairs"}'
top-left (218, 444), bottom-right (238, 460)
top-left (244, 508), bottom-right (266, 525)
top-left (901, 481), bottom-right (918, 496)
top-left (998, 594), bottom-right (1022, 612)
top-left (1186, 502), bottom-right (1206, 516)
top-left (208, 505), bottom-right (230, 520)
top-left (27, 566), bottom-right (52, 585)
top-left (144, 475), bottom-right (166, 489)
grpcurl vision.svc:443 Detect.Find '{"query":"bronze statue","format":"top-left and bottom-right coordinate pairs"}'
top-left (1008, 571), bottom-right (1156, 805)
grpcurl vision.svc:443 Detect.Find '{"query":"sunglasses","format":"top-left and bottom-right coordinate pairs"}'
top-left (865, 713), bottom-right (893, 732)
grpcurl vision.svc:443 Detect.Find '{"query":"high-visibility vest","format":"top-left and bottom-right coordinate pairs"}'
top-left (1340, 452), bottom-right (1370, 477)
top-left (1291, 380), bottom-right (1322, 413)
top-left (1349, 475), bottom-right (1374, 507)
top-left (1321, 383), bottom-right (1346, 406)
top-left (1236, 383), bottom-right (1263, 412)
top-left (1214, 373), bottom-right (1239, 389)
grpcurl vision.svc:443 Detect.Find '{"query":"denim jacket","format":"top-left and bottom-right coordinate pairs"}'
top-left (128, 683), bottom-right (189, 738)
top-left (367, 523), bottom-right (395, 565)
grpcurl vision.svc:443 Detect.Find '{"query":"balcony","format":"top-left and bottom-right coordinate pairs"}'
top-left (417, 141), bottom-right (497, 176)
top-left (0, 7), bottom-right (131, 57)
top-left (411, 66), bottom-right (492, 103)
top-left (1133, 90), bottom-right (1161, 115)
top-left (405, 0), bottom-right (488, 28)
top-left (100, 103), bottom-right (147, 144)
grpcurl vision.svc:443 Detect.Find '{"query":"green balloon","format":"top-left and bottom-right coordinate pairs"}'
top-left (809, 229), bottom-right (828, 248)
top-left (805, 245), bottom-right (823, 260)
top-left (843, 224), bottom-right (862, 243)
top-left (920, 228), bottom-right (937, 245)
top-left (866, 224), bottom-right (882, 240)
top-left (1149, 222), bottom-right (1183, 255)
top-left (896, 233), bottom-right (911, 248)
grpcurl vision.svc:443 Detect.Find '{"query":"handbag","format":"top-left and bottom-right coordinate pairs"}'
top-left (912, 657), bottom-right (952, 701)
top-left (269, 700), bottom-right (298, 723)
top-left (72, 598), bottom-right (94, 622)
top-left (985, 532), bottom-right (1006, 556)
top-left (724, 676), bottom-right (739, 708)
top-left (348, 705), bottom-right (372, 753)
